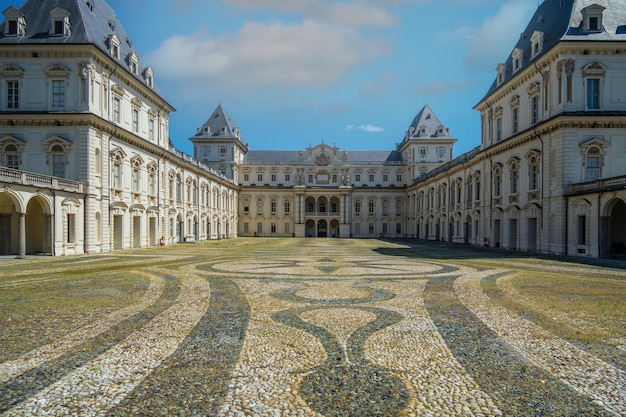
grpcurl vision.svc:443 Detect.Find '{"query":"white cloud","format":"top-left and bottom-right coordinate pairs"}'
top-left (463, 0), bottom-right (536, 70)
top-left (148, 20), bottom-right (389, 94)
top-left (222, 0), bottom-right (398, 27)
top-left (347, 124), bottom-right (384, 132)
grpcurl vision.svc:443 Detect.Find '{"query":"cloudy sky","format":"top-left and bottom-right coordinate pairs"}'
top-left (107, 0), bottom-right (538, 156)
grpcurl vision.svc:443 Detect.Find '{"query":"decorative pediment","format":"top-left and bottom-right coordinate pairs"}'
top-left (527, 82), bottom-right (541, 97)
top-left (131, 98), bottom-right (142, 108)
top-left (0, 135), bottom-right (26, 151)
top-left (525, 149), bottom-right (541, 160)
top-left (110, 146), bottom-right (127, 161)
top-left (509, 95), bottom-right (520, 107)
top-left (579, 137), bottom-right (609, 153)
top-left (111, 84), bottom-right (124, 96)
top-left (0, 64), bottom-right (24, 79)
top-left (506, 156), bottom-right (520, 168)
top-left (130, 154), bottom-right (144, 166)
top-left (44, 64), bottom-right (71, 79)
top-left (41, 135), bottom-right (72, 152)
top-left (494, 106), bottom-right (503, 118)
top-left (582, 62), bottom-right (607, 77)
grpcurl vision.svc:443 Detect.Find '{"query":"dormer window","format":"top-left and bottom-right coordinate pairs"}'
top-left (107, 34), bottom-right (121, 59)
top-left (49, 7), bottom-right (71, 37)
top-left (512, 48), bottom-right (523, 72)
top-left (127, 52), bottom-right (139, 75)
top-left (496, 63), bottom-right (505, 85)
top-left (143, 67), bottom-right (154, 88)
top-left (582, 4), bottom-right (605, 33)
top-left (3, 7), bottom-right (26, 37)
top-left (531, 31), bottom-right (544, 57)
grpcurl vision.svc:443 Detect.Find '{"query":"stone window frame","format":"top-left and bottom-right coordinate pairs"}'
top-left (582, 62), bottom-right (606, 111)
top-left (492, 163), bottom-right (503, 198)
top-left (507, 157), bottom-right (520, 195)
top-left (3, 7), bottom-right (26, 37)
top-left (110, 147), bottom-right (127, 190)
top-left (147, 162), bottom-right (158, 197)
top-left (525, 149), bottom-right (542, 191)
top-left (0, 64), bottom-right (25, 110)
top-left (49, 7), bottom-right (71, 37)
top-left (130, 154), bottom-right (144, 194)
top-left (42, 135), bottom-right (72, 178)
top-left (528, 82), bottom-right (541, 125)
top-left (107, 34), bottom-right (121, 60)
top-left (510, 95), bottom-right (520, 135)
top-left (0, 135), bottom-right (25, 170)
top-left (579, 138), bottom-right (609, 182)
top-left (531, 31), bottom-right (544, 57)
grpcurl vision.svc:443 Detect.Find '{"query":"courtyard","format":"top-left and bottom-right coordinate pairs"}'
top-left (0, 238), bottom-right (624, 416)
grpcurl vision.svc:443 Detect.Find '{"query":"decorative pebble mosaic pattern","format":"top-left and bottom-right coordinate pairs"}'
top-left (0, 239), bottom-right (624, 416)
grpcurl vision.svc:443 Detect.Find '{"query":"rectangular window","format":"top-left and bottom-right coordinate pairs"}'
top-left (113, 163), bottom-right (121, 189)
top-left (355, 201), bottom-right (361, 214)
top-left (149, 118), bottom-right (155, 142)
top-left (494, 174), bottom-right (502, 197)
top-left (6, 154), bottom-right (19, 170)
top-left (589, 17), bottom-right (599, 31)
top-left (578, 216), bottom-right (587, 245)
top-left (586, 156), bottom-right (600, 181)
top-left (113, 97), bottom-right (120, 123)
top-left (496, 118), bottom-right (502, 142)
top-left (54, 20), bottom-right (64, 35)
top-left (243, 222), bottom-right (249, 234)
top-left (149, 173), bottom-right (156, 196)
top-left (8, 20), bottom-right (18, 35)
top-left (285, 173), bottom-right (291, 182)
top-left (355, 174), bottom-right (361, 182)
top-left (382, 223), bottom-right (388, 235)
top-left (67, 213), bottom-right (75, 243)
top-left (368, 201), bottom-right (375, 214)
top-left (52, 154), bottom-right (65, 178)
top-left (368, 223), bottom-right (375, 234)
top-left (511, 170), bottom-right (519, 194)
top-left (396, 223), bottom-right (402, 234)
top-left (271, 201), bottom-right (277, 213)
top-left (271, 223), bottom-right (277, 234)
top-left (244, 173), bottom-right (250, 182)
top-left (530, 165), bottom-right (539, 190)
top-left (219, 147), bottom-right (227, 155)
top-left (257, 223), bottom-right (263, 234)
top-left (419, 147), bottom-right (427, 158)
top-left (52, 80), bottom-right (65, 108)
top-left (256, 201), bottom-right (263, 212)
top-left (132, 109), bottom-right (139, 132)
top-left (271, 174), bottom-right (277, 182)
top-left (587, 79), bottom-right (600, 109)
top-left (7, 81), bottom-right (19, 109)
top-left (332, 174), bottom-right (338, 183)
top-left (257, 174), bottom-right (263, 182)
top-left (369, 174), bottom-right (375, 182)
top-left (532, 96), bottom-right (539, 125)
top-left (284, 201), bottom-right (290, 213)
top-left (132, 168), bottom-right (139, 192)
top-left (396, 174), bottom-right (402, 182)
top-left (512, 108), bottom-right (519, 134)
top-left (308, 174), bottom-right (314, 183)
top-left (382, 174), bottom-right (388, 182)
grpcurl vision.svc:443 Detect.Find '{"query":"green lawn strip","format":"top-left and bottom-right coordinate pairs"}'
top-left (424, 275), bottom-right (609, 416)
top-left (0, 273), bottom-right (151, 362)
top-left (481, 272), bottom-right (626, 369)
top-left (0, 275), bottom-right (180, 413)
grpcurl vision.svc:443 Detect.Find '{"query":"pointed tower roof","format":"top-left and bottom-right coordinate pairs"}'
top-left (0, 0), bottom-right (170, 106)
top-left (193, 104), bottom-right (241, 140)
top-left (405, 104), bottom-right (455, 141)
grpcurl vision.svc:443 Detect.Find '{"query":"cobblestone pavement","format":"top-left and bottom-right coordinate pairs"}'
top-left (0, 239), bottom-right (624, 416)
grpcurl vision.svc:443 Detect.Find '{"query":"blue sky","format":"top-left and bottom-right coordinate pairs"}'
top-left (106, 0), bottom-right (538, 157)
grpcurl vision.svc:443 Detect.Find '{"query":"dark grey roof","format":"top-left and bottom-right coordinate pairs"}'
top-left (243, 149), bottom-right (404, 166)
top-left (0, 0), bottom-right (168, 103)
top-left (405, 104), bottom-right (455, 140)
top-left (192, 104), bottom-right (243, 141)
top-left (479, 0), bottom-right (626, 103)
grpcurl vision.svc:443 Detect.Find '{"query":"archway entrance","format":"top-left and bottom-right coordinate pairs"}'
top-left (25, 196), bottom-right (50, 255)
top-left (610, 199), bottom-right (626, 259)
top-left (0, 193), bottom-right (17, 255)
top-left (317, 219), bottom-right (328, 238)
top-left (306, 219), bottom-right (315, 237)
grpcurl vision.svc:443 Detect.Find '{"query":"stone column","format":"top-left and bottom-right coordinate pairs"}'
top-left (17, 213), bottom-right (26, 259)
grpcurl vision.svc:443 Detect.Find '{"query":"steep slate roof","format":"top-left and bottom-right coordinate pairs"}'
top-left (479, 0), bottom-right (626, 102)
top-left (406, 104), bottom-right (455, 140)
top-left (0, 0), bottom-right (168, 102)
top-left (193, 104), bottom-right (241, 140)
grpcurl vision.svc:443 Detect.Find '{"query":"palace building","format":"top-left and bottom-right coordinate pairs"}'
top-left (1, 0), bottom-right (625, 258)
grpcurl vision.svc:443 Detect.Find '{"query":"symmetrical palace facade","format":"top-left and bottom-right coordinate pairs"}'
top-left (1, 0), bottom-right (625, 258)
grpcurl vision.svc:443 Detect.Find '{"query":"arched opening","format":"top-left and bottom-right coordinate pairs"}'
top-left (610, 199), bottom-right (626, 259)
top-left (306, 219), bottom-right (316, 237)
top-left (26, 196), bottom-right (50, 255)
top-left (329, 219), bottom-right (340, 238)
top-left (318, 197), bottom-right (328, 214)
top-left (305, 197), bottom-right (316, 214)
top-left (0, 192), bottom-right (18, 255)
top-left (317, 219), bottom-right (328, 238)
